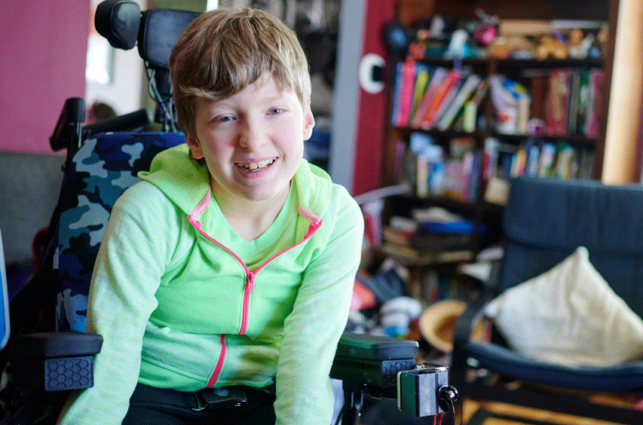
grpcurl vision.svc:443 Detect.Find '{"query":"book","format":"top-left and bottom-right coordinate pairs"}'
top-left (525, 142), bottom-right (541, 177)
top-left (576, 70), bottom-right (591, 134)
top-left (390, 62), bottom-right (404, 127)
top-left (585, 69), bottom-right (604, 138)
top-left (416, 154), bottom-right (430, 197)
top-left (462, 79), bottom-right (489, 133)
top-left (567, 70), bottom-right (581, 134)
top-left (395, 58), bottom-right (418, 127)
top-left (417, 69), bottom-right (461, 130)
top-left (432, 78), bottom-right (463, 128)
top-left (379, 243), bottom-right (474, 266)
top-left (545, 68), bottom-right (571, 136)
top-left (554, 142), bottom-right (578, 179)
top-left (437, 74), bottom-right (483, 131)
top-left (482, 137), bottom-right (500, 180)
top-left (410, 67), bottom-right (448, 128)
top-left (411, 63), bottom-right (431, 119)
top-left (537, 142), bottom-right (557, 177)
top-left (382, 226), bottom-right (472, 252)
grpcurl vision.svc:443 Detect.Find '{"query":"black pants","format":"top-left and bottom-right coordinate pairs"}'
top-left (122, 383), bottom-right (277, 425)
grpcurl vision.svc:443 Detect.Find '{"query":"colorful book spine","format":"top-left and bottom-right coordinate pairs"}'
top-left (411, 63), bottom-right (431, 120)
top-left (437, 74), bottom-right (483, 131)
top-left (390, 62), bottom-right (404, 127)
top-left (410, 67), bottom-right (448, 128)
top-left (575, 70), bottom-right (591, 135)
top-left (585, 69), bottom-right (604, 138)
top-left (395, 58), bottom-right (417, 127)
top-left (418, 69), bottom-right (461, 130)
top-left (567, 70), bottom-right (581, 134)
top-left (545, 69), bottom-right (571, 136)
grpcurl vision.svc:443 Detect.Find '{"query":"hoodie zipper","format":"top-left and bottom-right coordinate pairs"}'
top-left (188, 194), bottom-right (323, 387)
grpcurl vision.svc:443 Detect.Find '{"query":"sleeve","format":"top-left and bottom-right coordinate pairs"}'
top-left (274, 187), bottom-right (365, 425)
top-left (57, 183), bottom-right (180, 425)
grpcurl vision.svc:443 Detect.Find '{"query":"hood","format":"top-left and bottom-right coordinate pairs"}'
top-left (138, 144), bottom-right (334, 232)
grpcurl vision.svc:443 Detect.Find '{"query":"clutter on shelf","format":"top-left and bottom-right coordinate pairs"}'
top-left (387, 10), bottom-right (609, 62)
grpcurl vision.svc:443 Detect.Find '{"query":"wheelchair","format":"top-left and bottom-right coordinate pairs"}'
top-left (1, 2), bottom-right (458, 424)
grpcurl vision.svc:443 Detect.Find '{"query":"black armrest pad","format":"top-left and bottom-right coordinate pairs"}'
top-left (11, 332), bottom-right (103, 359)
top-left (336, 332), bottom-right (418, 361)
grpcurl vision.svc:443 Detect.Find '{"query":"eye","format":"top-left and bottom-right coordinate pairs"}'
top-left (269, 108), bottom-right (284, 115)
top-left (215, 115), bottom-right (235, 123)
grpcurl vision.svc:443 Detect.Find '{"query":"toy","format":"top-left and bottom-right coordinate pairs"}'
top-left (567, 28), bottom-right (595, 59)
top-left (444, 29), bottom-right (473, 59)
top-left (536, 33), bottom-right (568, 60)
top-left (472, 8), bottom-right (499, 46)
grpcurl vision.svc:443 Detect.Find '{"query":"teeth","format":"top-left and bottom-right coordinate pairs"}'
top-left (238, 158), bottom-right (275, 171)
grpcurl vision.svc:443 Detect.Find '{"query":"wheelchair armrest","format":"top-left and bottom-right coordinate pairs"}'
top-left (10, 332), bottom-right (103, 392)
top-left (11, 332), bottom-right (103, 358)
top-left (331, 333), bottom-right (418, 389)
top-left (83, 108), bottom-right (151, 139)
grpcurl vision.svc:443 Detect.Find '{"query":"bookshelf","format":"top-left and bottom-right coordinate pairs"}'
top-left (377, 0), bottom-right (617, 267)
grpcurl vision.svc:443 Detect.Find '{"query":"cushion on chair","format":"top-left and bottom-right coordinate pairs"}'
top-left (484, 246), bottom-right (643, 367)
top-left (500, 177), bottom-right (643, 318)
top-left (54, 132), bottom-right (186, 332)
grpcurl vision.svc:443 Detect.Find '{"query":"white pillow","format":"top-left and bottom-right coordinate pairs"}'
top-left (484, 246), bottom-right (643, 367)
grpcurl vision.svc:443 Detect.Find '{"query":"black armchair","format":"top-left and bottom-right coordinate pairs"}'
top-left (451, 176), bottom-right (643, 424)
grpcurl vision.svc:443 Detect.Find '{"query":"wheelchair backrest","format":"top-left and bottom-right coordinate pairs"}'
top-left (54, 132), bottom-right (185, 332)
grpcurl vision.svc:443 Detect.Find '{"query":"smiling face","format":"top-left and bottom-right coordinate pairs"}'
top-left (186, 72), bottom-right (315, 210)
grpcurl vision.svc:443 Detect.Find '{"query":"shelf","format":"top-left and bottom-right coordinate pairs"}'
top-left (411, 57), bottom-right (604, 70)
top-left (373, 245), bottom-right (474, 267)
top-left (393, 127), bottom-right (598, 146)
top-left (488, 132), bottom-right (598, 146)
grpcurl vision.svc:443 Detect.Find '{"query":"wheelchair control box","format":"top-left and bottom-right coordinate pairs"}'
top-left (397, 365), bottom-right (449, 417)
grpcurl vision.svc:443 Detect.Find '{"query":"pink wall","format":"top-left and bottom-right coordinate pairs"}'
top-left (0, 1), bottom-right (90, 153)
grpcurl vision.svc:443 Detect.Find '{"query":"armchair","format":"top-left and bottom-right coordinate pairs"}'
top-left (451, 176), bottom-right (643, 424)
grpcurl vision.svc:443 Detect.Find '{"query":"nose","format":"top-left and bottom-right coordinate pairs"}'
top-left (238, 116), bottom-right (267, 151)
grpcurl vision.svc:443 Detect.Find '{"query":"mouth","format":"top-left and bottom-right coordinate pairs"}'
top-left (235, 158), bottom-right (277, 172)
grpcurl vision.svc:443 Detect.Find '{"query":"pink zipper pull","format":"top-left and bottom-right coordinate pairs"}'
top-left (246, 272), bottom-right (256, 294)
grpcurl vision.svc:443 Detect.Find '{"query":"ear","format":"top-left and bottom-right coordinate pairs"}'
top-left (186, 134), bottom-right (204, 160)
top-left (302, 98), bottom-right (315, 141)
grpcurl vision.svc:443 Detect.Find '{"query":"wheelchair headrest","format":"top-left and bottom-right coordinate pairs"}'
top-left (95, 0), bottom-right (141, 50)
top-left (138, 9), bottom-right (201, 70)
top-left (95, 1), bottom-right (201, 70)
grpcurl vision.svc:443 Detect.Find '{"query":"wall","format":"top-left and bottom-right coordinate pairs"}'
top-left (0, 1), bottom-right (90, 153)
top-left (330, 0), bottom-right (395, 195)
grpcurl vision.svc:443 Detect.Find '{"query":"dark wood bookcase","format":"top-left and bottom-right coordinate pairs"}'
top-left (374, 0), bottom-right (618, 272)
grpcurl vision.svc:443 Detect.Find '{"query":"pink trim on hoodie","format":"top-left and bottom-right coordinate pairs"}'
top-left (206, 334), bottom-right (227, 388)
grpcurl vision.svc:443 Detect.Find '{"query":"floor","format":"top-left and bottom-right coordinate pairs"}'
top-left (357, 393), bottom-right (638, 425)
top-left (462, 400), bottom-right (628, 425)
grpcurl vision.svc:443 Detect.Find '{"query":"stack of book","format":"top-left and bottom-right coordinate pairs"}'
top-left (483, 136), bottom-right (595, 181)
top-left (380, 209), bottom-right (476, 265)
top-left (397, 134), bottom-right (483, 202)
top-left (391, 58), bottom-right (487, 132)
top-left (545, 68), bottom-right (604, 138)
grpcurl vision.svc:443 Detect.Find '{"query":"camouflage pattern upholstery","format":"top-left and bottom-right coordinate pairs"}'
top-left (55, 132), bottom-right (186, 332)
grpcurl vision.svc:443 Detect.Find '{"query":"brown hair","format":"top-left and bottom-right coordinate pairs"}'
top-left (169, 7), bottom-right (311, 139)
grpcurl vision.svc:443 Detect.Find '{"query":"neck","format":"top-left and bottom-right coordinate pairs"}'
top-left (212, 182), bottom-right (290, 241)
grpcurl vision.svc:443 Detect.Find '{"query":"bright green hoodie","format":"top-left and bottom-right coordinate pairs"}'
top-left (57, 144), bottom-right (364, 425)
